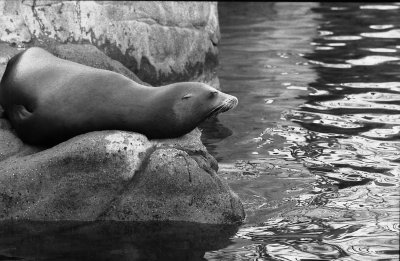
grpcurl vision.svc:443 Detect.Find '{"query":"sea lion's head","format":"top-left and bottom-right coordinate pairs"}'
top-left (168, 82), bottom-right (238, 134)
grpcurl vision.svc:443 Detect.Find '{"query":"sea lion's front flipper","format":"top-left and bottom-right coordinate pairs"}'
top-left (10, 104), bottom-right (33, 122)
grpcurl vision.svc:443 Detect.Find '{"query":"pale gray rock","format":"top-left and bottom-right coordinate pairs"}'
top-left (0, 128), bottom-right (245, 223)
top-left (0, 0), bottom-right (220, 88)
top-left (0, 1), bottom-right (31, 43)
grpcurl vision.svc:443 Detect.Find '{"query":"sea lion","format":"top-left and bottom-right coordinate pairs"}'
top-left (0, 47), bottom-right (238, 146)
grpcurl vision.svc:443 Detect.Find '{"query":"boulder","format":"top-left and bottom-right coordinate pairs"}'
top-left (0, 123), bottom-right (245, 223)
top-left (0, 1), bottom-right (220, 88)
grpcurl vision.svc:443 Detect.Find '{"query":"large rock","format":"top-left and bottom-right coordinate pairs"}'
top-left (0, 122), bottom-right (244, 223)
top-left (0, 0), bottom-right (220, 88)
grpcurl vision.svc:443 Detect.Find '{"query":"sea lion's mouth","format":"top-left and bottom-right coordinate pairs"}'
top-left (207, 96), bottom-right (238, 118)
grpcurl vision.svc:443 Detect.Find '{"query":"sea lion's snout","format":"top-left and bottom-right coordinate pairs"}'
top-left (208, 90), bottom-right (238, 108)
top-left (222, 95), bottom-right (238, 111)
top-left (207, 93), bottom-right (238, 117)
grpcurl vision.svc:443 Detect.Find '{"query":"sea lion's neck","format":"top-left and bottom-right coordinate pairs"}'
top-left (111, 81), bottom-right (176, 137)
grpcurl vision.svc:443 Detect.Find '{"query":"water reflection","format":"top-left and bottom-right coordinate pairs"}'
top-left (204, 2), bottom-right (400, 261)
top-left (0, 221), bottom-right (238, 261)
top-left (200, 117), bottom-right (233, 162)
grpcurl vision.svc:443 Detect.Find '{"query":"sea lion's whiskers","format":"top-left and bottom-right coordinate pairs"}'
top-left (208, 96), bottom-right (238, 117)
top-left (226, 96), bottom-right (238, 109)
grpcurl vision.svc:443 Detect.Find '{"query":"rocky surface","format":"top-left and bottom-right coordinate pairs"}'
top-left (0, 0), bottom-right (220, 88)
top-left (0, 120), bottom-right (244, 223)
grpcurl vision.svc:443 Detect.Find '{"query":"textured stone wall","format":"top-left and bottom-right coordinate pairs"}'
top-left (0, 1), bottom-right (220, 87)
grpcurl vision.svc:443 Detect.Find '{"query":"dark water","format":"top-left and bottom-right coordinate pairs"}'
top-left (200, 2), bottom-right (400, 261)
top-left (0, 221), bottom-right (238, 261)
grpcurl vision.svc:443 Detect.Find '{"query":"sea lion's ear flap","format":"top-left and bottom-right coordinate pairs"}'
top-left (182, 93), bottom-right (192, 99)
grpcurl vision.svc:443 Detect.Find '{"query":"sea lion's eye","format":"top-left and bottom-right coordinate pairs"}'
top-left (182, 94), bottom-right (192, 99)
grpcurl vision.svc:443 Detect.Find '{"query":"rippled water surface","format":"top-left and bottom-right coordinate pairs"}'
top-left (200, 2), bottom-right (400, 260)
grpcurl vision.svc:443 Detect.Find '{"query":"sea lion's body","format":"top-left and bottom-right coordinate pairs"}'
top-left (0, 47), bottom-right (238, 145)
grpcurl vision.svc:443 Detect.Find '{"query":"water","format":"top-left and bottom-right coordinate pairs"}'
top-left (200, 2), bottom-right (400, 260)
top-left (0, 221), bottom-right (238, 261)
